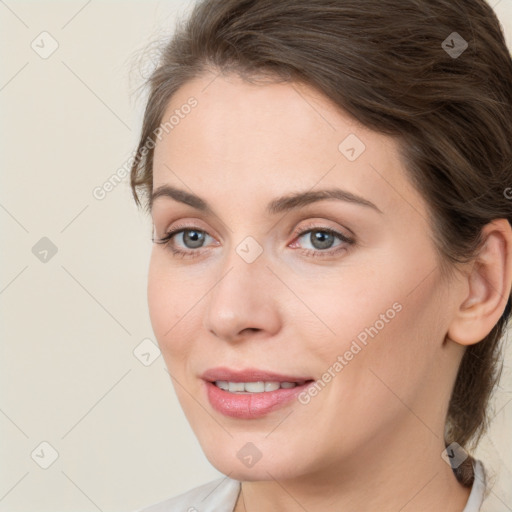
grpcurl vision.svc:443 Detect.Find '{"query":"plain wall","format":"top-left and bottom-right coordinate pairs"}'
top-left (1, 1), bottom-right (511, 510)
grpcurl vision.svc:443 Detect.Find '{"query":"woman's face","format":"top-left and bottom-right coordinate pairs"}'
top-left (149, 72), bottom-right (463, 481)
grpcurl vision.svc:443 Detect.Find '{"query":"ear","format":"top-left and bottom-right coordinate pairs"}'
top-left (447, 219), bottom-right (512, 346)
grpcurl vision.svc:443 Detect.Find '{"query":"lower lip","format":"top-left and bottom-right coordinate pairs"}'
top-left (204, 380), bottom-right (314, 419)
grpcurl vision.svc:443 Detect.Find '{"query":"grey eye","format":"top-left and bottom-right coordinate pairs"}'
top-left (180, 229), bottom-right (207, 249)
top-left (298, 230), bottom-right (340, 250)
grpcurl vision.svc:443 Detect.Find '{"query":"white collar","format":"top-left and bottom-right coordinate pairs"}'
top-left (461, 459), bottom-right (486, 512)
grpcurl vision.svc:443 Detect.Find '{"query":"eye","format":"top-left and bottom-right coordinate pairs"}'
top-left (173, 229), bottom-right (208, 249)
top-left (290, 223), bottom-right (354, 258)
top-left (152, 224), bottom-right (215, 259)
top-left (152, 222), bottom-right (355, 260)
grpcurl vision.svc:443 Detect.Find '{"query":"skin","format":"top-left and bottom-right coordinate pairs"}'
top-left (148, 71), bottom-right (512, 511)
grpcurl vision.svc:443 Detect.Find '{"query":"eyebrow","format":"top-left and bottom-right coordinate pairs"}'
top-left (150, 185), bottom-right (383, 215)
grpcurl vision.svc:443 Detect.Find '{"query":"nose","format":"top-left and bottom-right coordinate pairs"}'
top-left (203, 251), bottom-right (282, 343)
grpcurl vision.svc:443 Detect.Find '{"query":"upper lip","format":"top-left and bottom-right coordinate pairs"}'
top-left (201, 367), bottom-right (314, 383)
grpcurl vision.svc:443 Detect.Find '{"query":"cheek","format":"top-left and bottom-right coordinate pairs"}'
top-left (328, 270), bottom-right (446, 409)
top-left (147, 251), bottom-right (199, 363)
top-left (290, 263), bottom-right (401, 360)
top-left (289, 268), bottom-right (443, 451)
top-left (297, 242), bottom-right (445, 387)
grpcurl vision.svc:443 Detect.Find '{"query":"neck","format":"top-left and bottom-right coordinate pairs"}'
top-left (234, 424), bottom-right (471, 512)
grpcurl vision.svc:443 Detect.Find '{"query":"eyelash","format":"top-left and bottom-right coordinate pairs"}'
top-left (152, 222), bottom-right (355, 260)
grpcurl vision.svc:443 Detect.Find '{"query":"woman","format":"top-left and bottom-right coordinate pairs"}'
top-left (130, 0), bottom-right (512, 510)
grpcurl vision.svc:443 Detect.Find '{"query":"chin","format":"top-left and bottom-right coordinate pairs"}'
top-left (201, 441), bottom-right (311, 482)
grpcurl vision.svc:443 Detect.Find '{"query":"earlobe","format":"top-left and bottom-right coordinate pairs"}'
top-left (447, 219), bottom-right (512, 347)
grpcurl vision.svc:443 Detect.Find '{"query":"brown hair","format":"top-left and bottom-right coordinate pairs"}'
top-left (130, 0), bottom-right (512, 486)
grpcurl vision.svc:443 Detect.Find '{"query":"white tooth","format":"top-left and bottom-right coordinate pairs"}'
top-left (264, 381), bottom-right (281, 391)
top-left (228, 382), bottom-right (245, 392)
top-left (217, 381), bottom-right (301, 393)
top-left (244, 381), bottom-right (265, 392)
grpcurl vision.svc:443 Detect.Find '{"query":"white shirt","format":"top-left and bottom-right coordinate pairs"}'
top-left (135, 459), bottom-right (487, 512)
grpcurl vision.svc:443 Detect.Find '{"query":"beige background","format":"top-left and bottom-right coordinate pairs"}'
top-left (1, 1), bottom-right (511, 511)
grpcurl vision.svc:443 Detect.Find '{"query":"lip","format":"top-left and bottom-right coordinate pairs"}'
top-left (201, 367), bottom-right (315, 419)
top-left (201, 366), bottom-right (314, 383)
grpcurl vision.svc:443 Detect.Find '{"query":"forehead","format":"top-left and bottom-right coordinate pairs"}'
top-left (155, 72), bottom-right (367, 167)
top-left (152, 72), bottom-right (428, 221)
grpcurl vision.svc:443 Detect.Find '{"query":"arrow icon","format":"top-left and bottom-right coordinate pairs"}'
top-left (237, 441), bottom-right (263, 467)
top-left (31, 441), bottom-right (59, 469)
top-left (236, 237), bottom-right (263, 263)
top-left (442, 32), bottom-right (468, 59)
top-left (134, 339), bottom-right (161, 366)
top-left (31, 31), bottom-right (59, 60)
top-left (339, 134), bottom-right (366, 161)
top-left (32, 237), bottom-right (58, 262)
top-left (441, 442), bottom-right (467, 469)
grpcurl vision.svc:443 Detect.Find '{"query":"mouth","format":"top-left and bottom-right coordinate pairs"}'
top-left (201, 366), bottom-right (314, 382)
top-left (201, 367), bottom-right (316, 419)
top-left (211, 379), bottom-right (313, 393)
